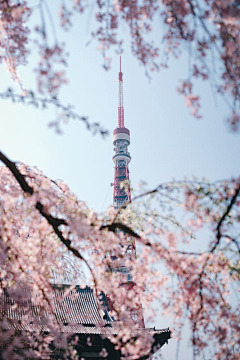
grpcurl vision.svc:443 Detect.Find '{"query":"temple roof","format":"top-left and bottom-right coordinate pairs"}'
top-left (0, 284), bottom-right (170, 337)
top-left (1, 285), bottom-right (109, 331)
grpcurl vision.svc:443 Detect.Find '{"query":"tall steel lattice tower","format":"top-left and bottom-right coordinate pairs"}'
top-left (111, 57), bottom-right (145, 328)
top-left (112, 56), bottom-right (136, 259)
top-left (113, 57), bottom-right (131, 210)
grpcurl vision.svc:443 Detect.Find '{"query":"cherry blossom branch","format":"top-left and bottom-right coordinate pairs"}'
top-left (0, 151), bottom-right (33, 194)
top-left (0, 151), bottom-right (97, 288)
top-left (106, 178), bottom-right (231, 236)
top-left (0, 89), bottom-right (108, 137)
top-left (191, 181), bottom-right (240, 341)
top-left (100, 222), bottom-right (140, 239)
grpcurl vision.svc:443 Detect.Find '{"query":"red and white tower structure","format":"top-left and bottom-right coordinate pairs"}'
top-left (113, 57), bottom-right (131, 210)
top-left (112, 56), bottom-right (136, 261)
top-left (111, 58), bottom-right (145, 327)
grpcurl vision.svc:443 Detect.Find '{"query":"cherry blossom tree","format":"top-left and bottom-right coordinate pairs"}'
top-left (0, 0), bottom-right (239, 130)
top-left (0, 1), bottom-right (240, 359)
top-left (0, 151), bottom-right (239, 359)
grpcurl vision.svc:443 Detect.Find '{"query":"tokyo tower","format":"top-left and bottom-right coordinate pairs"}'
top-left (111, 57), bottom-right (145, 327)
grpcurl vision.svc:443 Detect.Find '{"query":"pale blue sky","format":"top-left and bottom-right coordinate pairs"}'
top-left (0, 4), bottom-right (239, 359)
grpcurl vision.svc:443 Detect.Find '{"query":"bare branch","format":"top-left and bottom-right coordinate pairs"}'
top-left (100, 222), bottom-right (141, 238)
top-left (0, 151), bottom-right (33, 194)
top-left (213, 182), bottom-right (240, 252)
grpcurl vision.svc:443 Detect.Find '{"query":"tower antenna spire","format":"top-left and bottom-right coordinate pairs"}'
top-left (118, 56), bottom-right (124, 128)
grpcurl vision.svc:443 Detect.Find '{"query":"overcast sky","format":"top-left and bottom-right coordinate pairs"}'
top-left (0, 4), bottom-right (239, 359)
